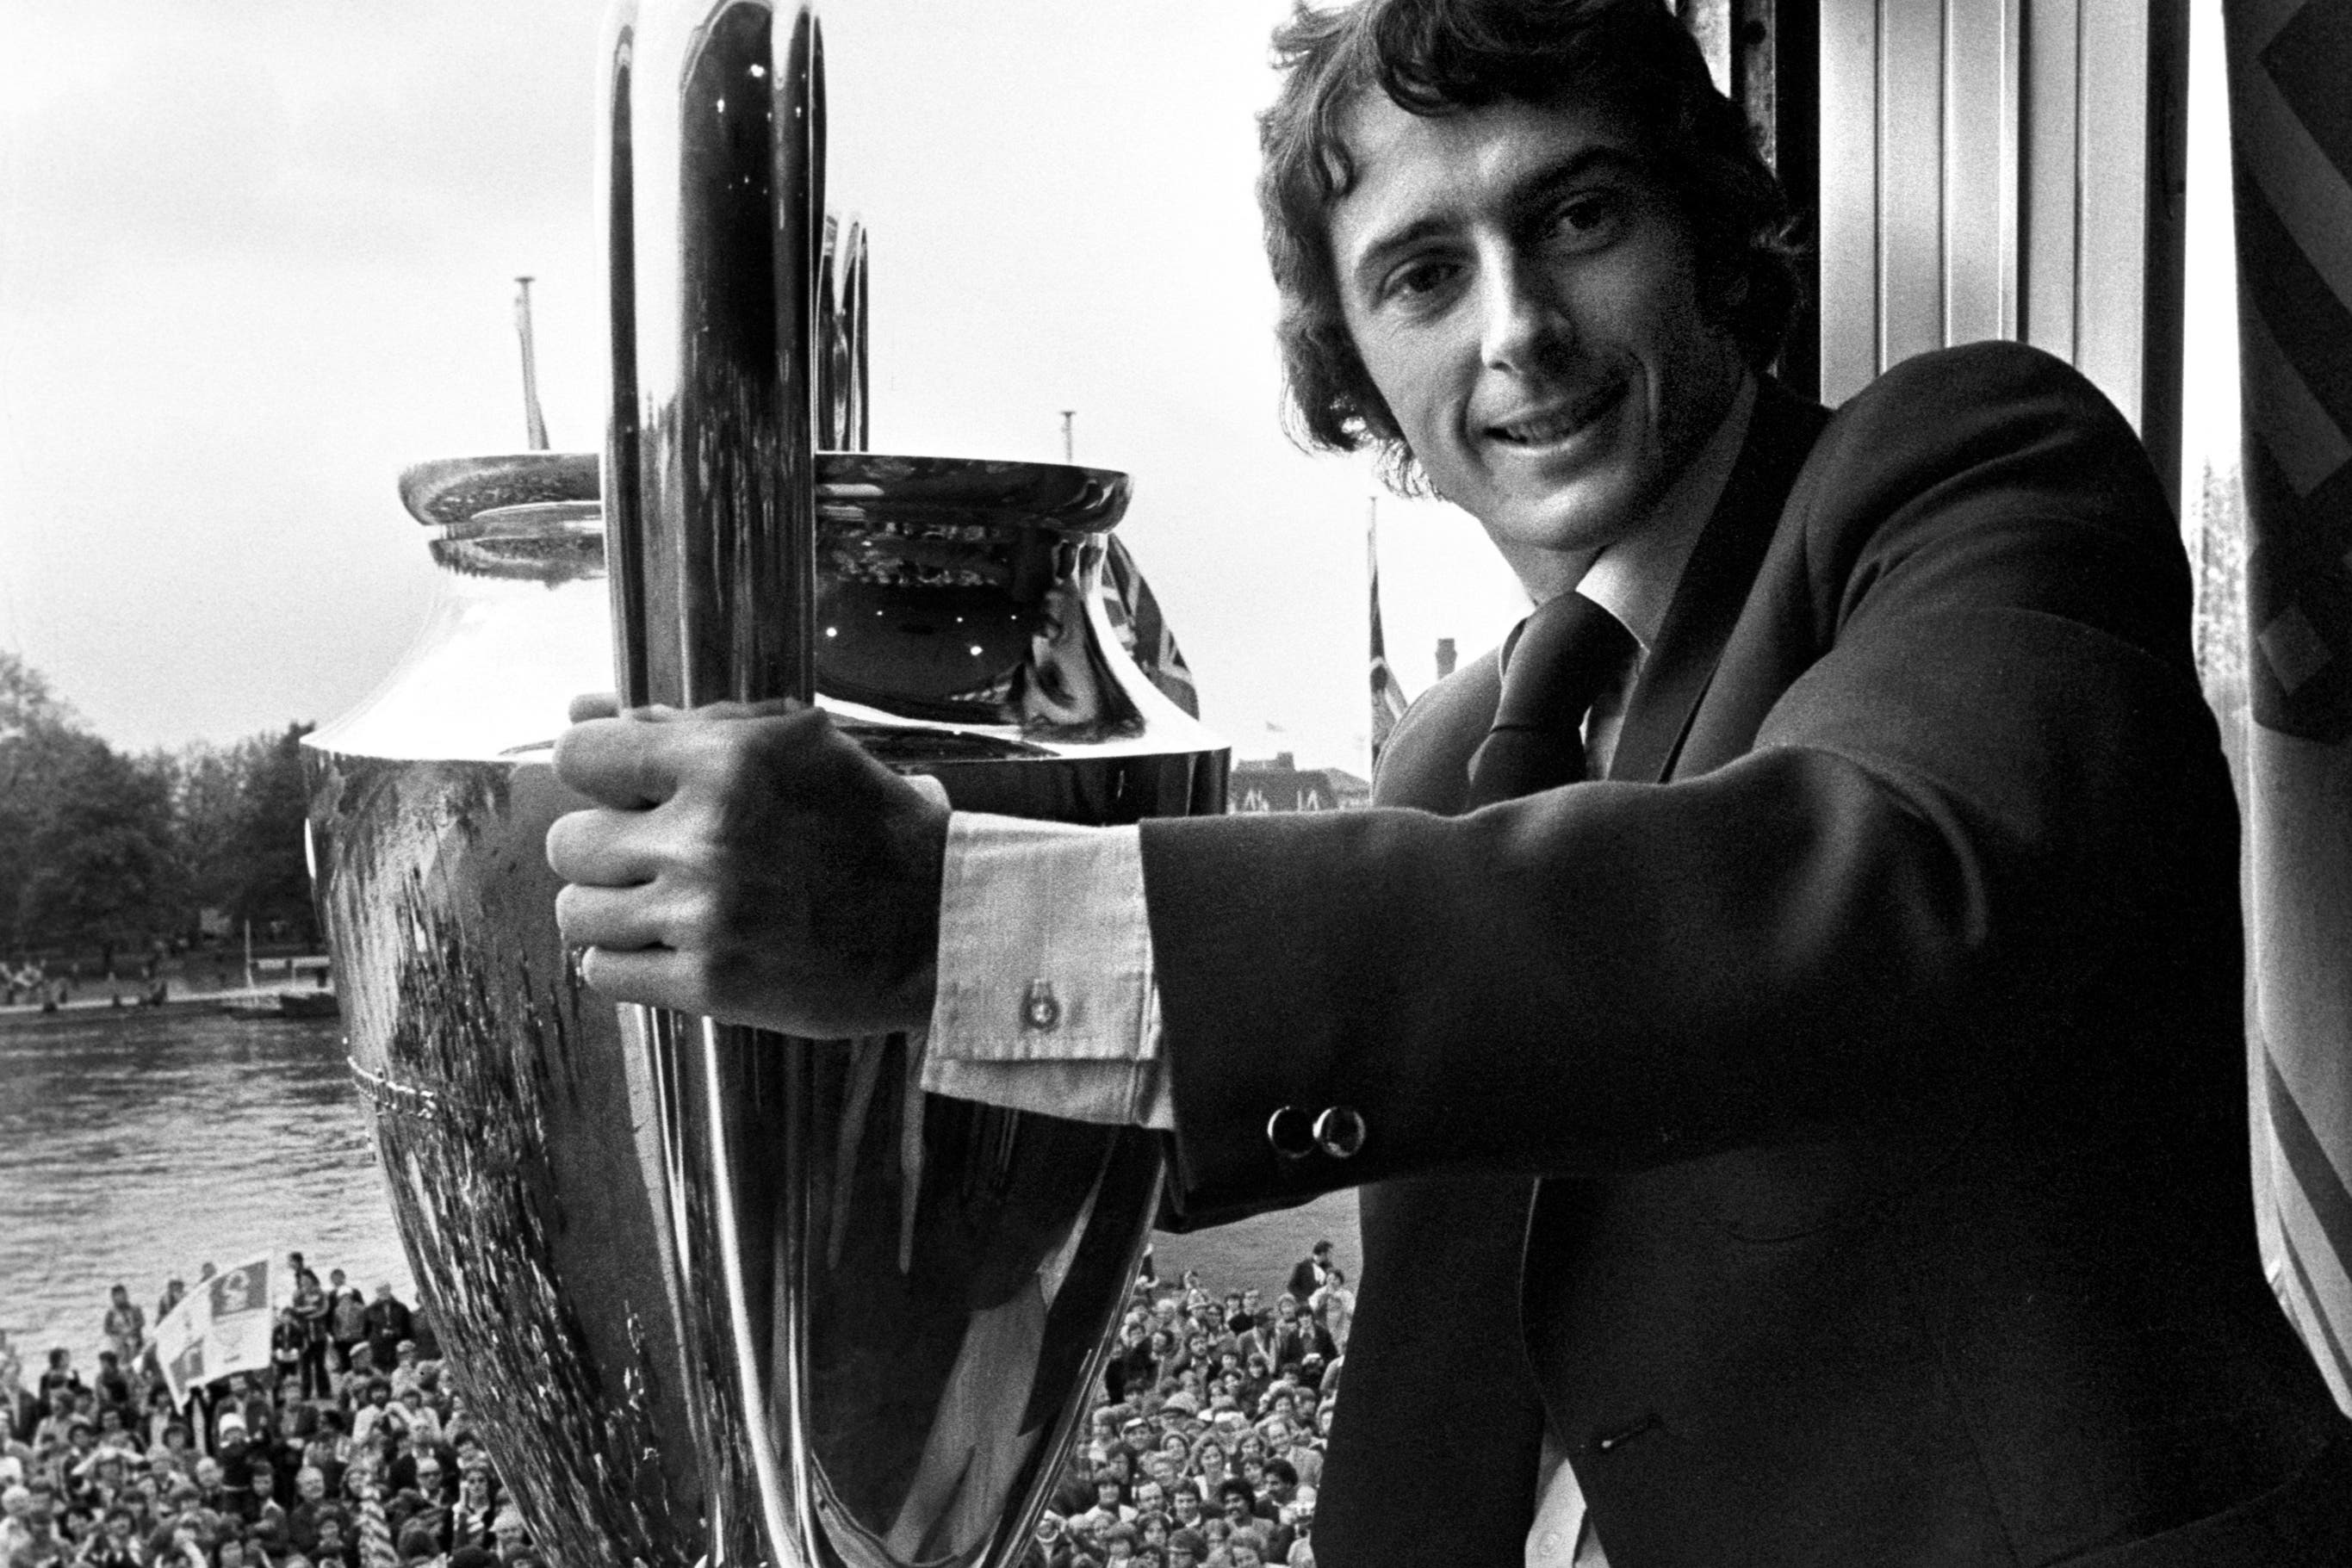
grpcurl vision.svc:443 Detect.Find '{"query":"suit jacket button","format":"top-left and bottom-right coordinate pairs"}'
top-left (1314, 1106), bottom-right (1367, 1159)
top-left (1265, 1106), bottom-right (1315, 1160)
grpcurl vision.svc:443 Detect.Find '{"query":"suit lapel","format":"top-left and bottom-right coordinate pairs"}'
top-left (1608, 376), bottom-right (1830, 783)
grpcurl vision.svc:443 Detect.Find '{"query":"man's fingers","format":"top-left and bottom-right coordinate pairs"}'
top-left (568, 691), bottom-right (619, 722)
top-left (552, 883), bottom-right (671, 952)
top-left (552, 717), bottom-right (683, 808)
top-left (545, 808), bottom-right (665, 885)
top-left (575, 945), bottom-right (698, 1013)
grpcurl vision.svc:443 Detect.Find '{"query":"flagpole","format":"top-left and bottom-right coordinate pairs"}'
top-left (515, 276), bottom-right (551, 451)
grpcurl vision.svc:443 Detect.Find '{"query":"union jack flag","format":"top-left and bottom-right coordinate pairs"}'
top-left (1369, 505), bottom-right (1409, 767)
top-left (1098, 536), bottom-right (1200, 717)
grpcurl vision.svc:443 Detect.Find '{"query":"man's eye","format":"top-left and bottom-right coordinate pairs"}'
top-left (1550, 192), bottom-right (1625, 247)
top-left (1381, 257), bottom-right (1459, 306)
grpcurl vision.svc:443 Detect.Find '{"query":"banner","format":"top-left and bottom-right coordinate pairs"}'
top-left (2225, 0), bottom-right (2352, 1411)
top-left (152, 1254), bottom-right (278, 1405)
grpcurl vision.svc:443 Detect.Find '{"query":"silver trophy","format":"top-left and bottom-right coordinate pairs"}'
top-left (306, 3), bottom-right (1226, 1563)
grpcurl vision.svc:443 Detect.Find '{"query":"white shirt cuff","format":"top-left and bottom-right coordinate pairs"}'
top-left (915, 803), bottom-right (1174, 1131)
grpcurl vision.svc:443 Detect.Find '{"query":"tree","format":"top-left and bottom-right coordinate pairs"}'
top-left (0, 655), bottom-right (319, 955)
top-left (220, 722), bottom-right (320, 946)
top-left (17, 734), bottom-right (182, 958)
top-left (0, 653), bottom-right (90, 952)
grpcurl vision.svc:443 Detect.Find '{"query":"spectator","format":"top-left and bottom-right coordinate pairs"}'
top-left (488, 1505), bottom-right (529, 1565)
top-left (326, 1280), bottom-right (367, 1377)
top-left (98, 1292), bottom-right (144, 1371)
top-left (1283, 1243), bottom-right (1332, 1309)
top-left (291, 1272), bottom-right (333, 1403)
top-left (361, 1288), bottom-right (414, 1376)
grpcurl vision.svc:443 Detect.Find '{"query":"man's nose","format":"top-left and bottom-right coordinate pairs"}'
top-left (1479, 253), bottom-right (1570, 373)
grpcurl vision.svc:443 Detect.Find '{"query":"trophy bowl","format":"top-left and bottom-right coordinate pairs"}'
top-left (306, 449), bottom-right (1226, 1568)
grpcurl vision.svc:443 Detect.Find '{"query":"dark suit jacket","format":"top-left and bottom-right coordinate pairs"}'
top-left (1139, 344), bottom-right (2352, 1566)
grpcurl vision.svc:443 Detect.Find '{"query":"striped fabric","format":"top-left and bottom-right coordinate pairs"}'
top-left (353, 1457), bottom-right (399, 1568)
top-left (2226, 0), bottom-right (2352, 1412)
top-left (1098, 536), bottom-right (1201, 718)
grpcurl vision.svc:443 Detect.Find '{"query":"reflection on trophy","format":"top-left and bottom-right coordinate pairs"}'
top-left (305, 3), bottom-right (1227, 1564)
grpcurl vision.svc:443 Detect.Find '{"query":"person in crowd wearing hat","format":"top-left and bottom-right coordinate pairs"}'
top-left (1018, 1509), bottom-right (1077, 1568)
top-left (487, 1503), bottom-right (528, 1565)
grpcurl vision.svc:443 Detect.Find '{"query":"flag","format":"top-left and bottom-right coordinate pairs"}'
top-left (1098, 536), bottom-right (1201, 717)
top-left (204, 1255), bottom-right (276, 1379)
top-left (152, 1292), bottom-right (208, 1406)
top-left (153, 1254), bottom-right (277, 1404)
top-left (1368, 501), bottom-right (1409, 768)
top-left (514, 277), bottom-right (550, 452)
top-left (2225, 0), bottom-right (2352, 1413)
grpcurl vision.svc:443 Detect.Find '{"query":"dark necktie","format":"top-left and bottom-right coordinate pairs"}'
top-left (1464, 591), bottom-right (1635, 807)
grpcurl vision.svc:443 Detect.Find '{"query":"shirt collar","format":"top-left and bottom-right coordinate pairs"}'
top-left (1573, 373), bottom-right (1758, 654)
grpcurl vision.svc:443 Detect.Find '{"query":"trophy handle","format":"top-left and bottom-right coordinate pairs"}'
top-left (603, 3), bottom-right (827, 1562)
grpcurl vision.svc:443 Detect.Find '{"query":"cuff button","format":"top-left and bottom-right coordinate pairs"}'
top-left (1314, 1106), bottom-right (1367, 1159)
top-left (1021, 979), bottom-right (1061, 1032)
top-left (1266, 1106), bottom-right (1315, 1160)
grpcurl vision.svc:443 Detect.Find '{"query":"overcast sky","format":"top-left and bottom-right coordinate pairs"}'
top-left (0, 0), bottom-right (2240, 771)
top-left (0, 0), bottom-right (1525, 769)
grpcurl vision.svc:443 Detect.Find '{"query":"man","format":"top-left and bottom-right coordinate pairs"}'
top-left (360, 1287), bottom-right (413, 1376)
top-left (326, 1272), bottom-right (367, 1374)
top-left (547, 0), bottom-right (2352, 1562)
top-left (1284, 1242), bottom-right (1332, 1308)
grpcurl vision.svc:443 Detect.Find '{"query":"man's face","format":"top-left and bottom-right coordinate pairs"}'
top-left (1328, 94), bottom-right (1747, 587)
top-left (195, 1460), bottom-right (221, 1490)
top-left (298, 1470), bottom-right (325, 1503)
top-left (1171, 1491), bottom-right (1201, 1523)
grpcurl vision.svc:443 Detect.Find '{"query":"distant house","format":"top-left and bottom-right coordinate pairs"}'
top-left (1228, 753), bottom-right (1371, 814)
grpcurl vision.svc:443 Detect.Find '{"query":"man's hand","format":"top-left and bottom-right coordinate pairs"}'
top-left (546, 694), bottom-right (948, 1038)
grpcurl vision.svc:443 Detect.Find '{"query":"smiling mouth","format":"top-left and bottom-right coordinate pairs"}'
top-left (1488, 383), bottom-right (1624, 447)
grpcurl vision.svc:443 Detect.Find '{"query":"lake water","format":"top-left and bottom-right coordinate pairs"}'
top-left (0, 1008), bottom-right (1356, 1367)
top-left (0, 1009), bottom-right (415, 1365)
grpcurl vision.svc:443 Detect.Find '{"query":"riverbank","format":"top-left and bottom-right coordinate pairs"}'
top-left (0, 983), bottom-right (336, 1029)
top-left (0, 955), bottom-right (335, 1029)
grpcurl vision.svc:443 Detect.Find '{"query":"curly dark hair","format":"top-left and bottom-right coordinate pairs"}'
top-left (1258, 0), bottom-right (1803, 487)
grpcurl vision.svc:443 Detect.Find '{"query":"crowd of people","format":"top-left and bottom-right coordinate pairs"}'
top-left (3, 1243), bottom-right (1352, 1568)
top-left (2, 1255), bottom-right (529, 1568)
top-left (1022, 1241), bottom-right (1354, 1568)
